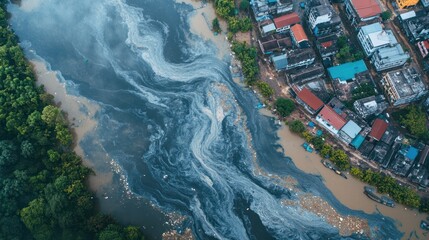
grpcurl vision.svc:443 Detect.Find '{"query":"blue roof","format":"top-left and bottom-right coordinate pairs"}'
top-left (308, 121), bottom-right (315, 128)
top-left (406, 146), bottom-right (419, 161)
top-left (271, 54), bottom-right (288, 70)
top-left (351, 135), bottom-right (365, 149)
top-left (327, 60), bottom-right (368, 82)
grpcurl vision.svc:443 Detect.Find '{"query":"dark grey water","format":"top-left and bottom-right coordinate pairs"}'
top-left (9, 0), bottom-right (402, 239)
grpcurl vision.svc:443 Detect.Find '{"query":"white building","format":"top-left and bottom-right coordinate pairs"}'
top-left (371, 44), bottom-right (410, 72)
top-left (357, 23), bottom-right (399, 57)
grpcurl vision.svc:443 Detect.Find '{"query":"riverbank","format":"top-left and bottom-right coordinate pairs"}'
top-left (267, 108), bottom-right (428, 238)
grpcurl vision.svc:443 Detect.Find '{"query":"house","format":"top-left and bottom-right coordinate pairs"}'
top-left (371, 44), bottom-right (410, 72)
top-left (258, 34), bottom-right (292, 54)
top-left (395, 0), bottom-right (420, 9)
top-left (273, 12), bottom-right (301, 32)
top-left (368, 118), bottom-right (388, 141)
top-left (400, 10), bottom-right (429, 43)
top-left (327, 60), bottom-right (368, 83)
top-left (353, 95), bottom-right (388, 119)
top-left (251, 0), bottom-right (294, 20)
top-left (339, 120), bottom-right (362, 143)
top-left (344, 0), bottom-right (381, 27)
top-left (290, 24), bottom-right (310, 48)
top-left (306, 0), bottom-right (342, 37)
top-left (391, 145), bottom-right (419, 177)
top-left (261, 23), bottom-right (277, 36)
top-left (351, 134), bottom-right (365, 149)
top-left (288, 65), bottom-right (325, 84)
top-left (417, 40), bottom-right (429, 58)
top-left (294, 87), bottom-right (324, 114)
top-left (316, 34), bottom-right (339, 58)
top-left (380, 67), bottom-right (428, 106)
top-left (271, 49), bottom-right (316, 71)
top-left (316, 105), bottom-right (347, 135)
top-left (357, 23), bottom-right (399, 57)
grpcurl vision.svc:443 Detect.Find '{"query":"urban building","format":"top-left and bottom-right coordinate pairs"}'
top-left (344, 0), bottom-right (381, 27)
top-left (339, 120), bottom-right (362, 144)
top-left (271, 49), bottom-right (316, 71)
top-left (391, 145), bottom-right (419, 177)
top-left (417, 40), bottom-right (429, 58)
top-left (327, 60), bottom-right (368, 83)
top-left (395, 0), bottom-right (420, 9)
top-left (251, 0), bottom-right (294, 20)
top-left (258, 34), bottom-right (292, 54)
top-left (368, 118), bottom-right (388, 141)
top-left (399, 10), bottom-right (429, 43)
top-left (381, 67), bottom-right (428, 106)
top-left (353, 95), bottom-right (388, 119)
top-left (316, 105), bottom-right (347, 135)
top-left (306, 0), bottom-right (342, 37)
top-left (316, 34), bottom-right (339, 58)
top-left (293, 87), bottom-right (324, 114)
top-left (371, 44), bottom-right (410, 71)
top-left (357, 23), bottom-right (399, 57)
top-left (290, 24), bottom-right (310, 48)
top-left (288, 65), bottom-right (325, 84)
top-left (422, 0), bottom-right (429, 7)
top-left (273, 12), bottom-right (301, 32)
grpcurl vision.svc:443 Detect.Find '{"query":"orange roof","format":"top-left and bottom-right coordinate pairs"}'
top-left (297, 88), bottom-right (324, 111)
top-left (318, 106), bottom-right (347, 130)
top-left (423, 40), bottom-right (429, 49)
top-left (351, 0), bottom-right (382, 19)
top-left (273, 12), bottom-right (300, 29)
top-left (290, 24), bottom-right (308, 43)
top-left (321, 41), bottom-right (333, 48)
top-left (369, 118), bottom-right (388, 141)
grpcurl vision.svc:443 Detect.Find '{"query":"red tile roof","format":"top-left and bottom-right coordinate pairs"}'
top-left (369, 118), bottom-right (388, 141)
top-left (318, 106), bottom-right (347, 130)
top-left (297, 88), bottom-right (324, 111)
top-left (351, 0), bottom-right (382, 19)
top-left (290, 24), bottom-right (308, 43)
top-left (321, 41), bottom-right (333, 48)
top-left (423, 40), bottom-right (429, 49)
top-left (273, 12), bottom-right (300, 29)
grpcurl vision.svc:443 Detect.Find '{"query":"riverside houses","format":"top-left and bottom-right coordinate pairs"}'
top-left (293, 87), bottom-right (324, 115)
top-left (316, 105), bottom-right (347, 135)
top-left (338, 120), bottom-right (362, 144)
top-left (273, 12), bottom-right (301, 32)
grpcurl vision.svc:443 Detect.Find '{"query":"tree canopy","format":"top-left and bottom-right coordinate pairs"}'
top-left (275, 98), bottom-right (295, 117)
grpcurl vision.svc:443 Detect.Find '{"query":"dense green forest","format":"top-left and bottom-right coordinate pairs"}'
top-left (0, 2), bottom-right (144, 239)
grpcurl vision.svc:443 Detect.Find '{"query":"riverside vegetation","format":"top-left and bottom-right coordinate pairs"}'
top-left (0, 2), bottom-right (144, 240)
top-left (209, 0), bottom-right (429, 217)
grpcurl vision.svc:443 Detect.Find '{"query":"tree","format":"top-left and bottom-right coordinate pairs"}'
top-left (330, 149), bottom-right (350, 170)
top-left (255, 81), bottom-right (274, 98)
top-left (239, 0), bottom-right (250, 11)
top-left (400, 106), bottom-right (428, 138)
top-left (212, 18), bottom-right (221, 33)
top-left (275, 98), bottom-right (295, 117)
top-left (310, 136), bottom-right (324, 151)
top-left (228, 17), bottom-right (240, 33)
top-left (41, 105), bottom-right (61, 126)
top-left (289, 120), bottom-right (305, 134)
top-left (381, 11), bottom-right (392, 21)
top-left (320, 144), bottom-right (332, 158)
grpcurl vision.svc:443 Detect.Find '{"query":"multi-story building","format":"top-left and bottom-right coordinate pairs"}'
top-left (381, 67), bottom-right (428, 106)
top-left (357, 22), bottom-right (399, 57)
top-left (273, 12), bottom-right (301, 32)
top-left (271, 48), bottom-right (316, 71)
top-left (345, 0), bottom-right (381, 28)
top-left (371, 44), bottom-right (410, 71)
top-left (290, 24), bottom-right (310, 48)
top-left (306, 0), bottom-right (342, 37)
top-left (395, 0), bottom-right (420, 9)
top-left (353, 95), bottom-right (388, 119)
top-left (251, 0), bottom-right (293, 20)
top-left (400, 11), bottom-right (429, 43)
top-left (316, 34), bottom-right (339, 58)
top-left (417, 40), bottom-right (429, 58)
top-left (293, 87), bottom-right (324, 115)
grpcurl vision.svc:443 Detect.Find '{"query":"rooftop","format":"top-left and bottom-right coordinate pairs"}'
top-left (271, 54), bottom-right (288, 70)
top-left (327, 60), bottom-right (368, 82)
top-left (350, 0), bottom-right (381, 19)
top-left (367, 30), bottom-right (397, 48)
top-left (287, 48), bottom-right (315, 65)
top-left (385, 67), bottom-right (426, 99)
top-left (369, 118), bottom-right (388, 141)
top-left (290, 24), bottom-right (308, 43)
top-left (297, 88), bottom-right (324, 111)
top-left (341, 120), bottom-right (362, 138)
top-left (351, 135), bottom-right (365, 149)
top-left (273, 12), bottom-right (300, 29)
top-left (318, 105), bottom-right (347, 130)
top-left (360, 22), bottom-right (383, 35)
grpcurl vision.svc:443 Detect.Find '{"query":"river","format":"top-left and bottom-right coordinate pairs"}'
top-left (8, 0), bottom-right (424, 239)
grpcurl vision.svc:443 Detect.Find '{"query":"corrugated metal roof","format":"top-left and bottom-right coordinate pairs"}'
top-left (400, 10), bottom-right (416, 21)
top-left (290, 24), bottom-right (308, 43)
top-left (360, 22), bottom-right (383, 35)
top-left (297, 88), bottom-right (324, 111)
top-left (369, 118), bottom-right (388, 140)
top-left (351, 135), bottom-right (365, 149)
top-left (341, 120), bottom-right (362, 138)
top-left (271, 54), bottom-right (288, 70)
top-left (327, 60), bottom-right (368, 82)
